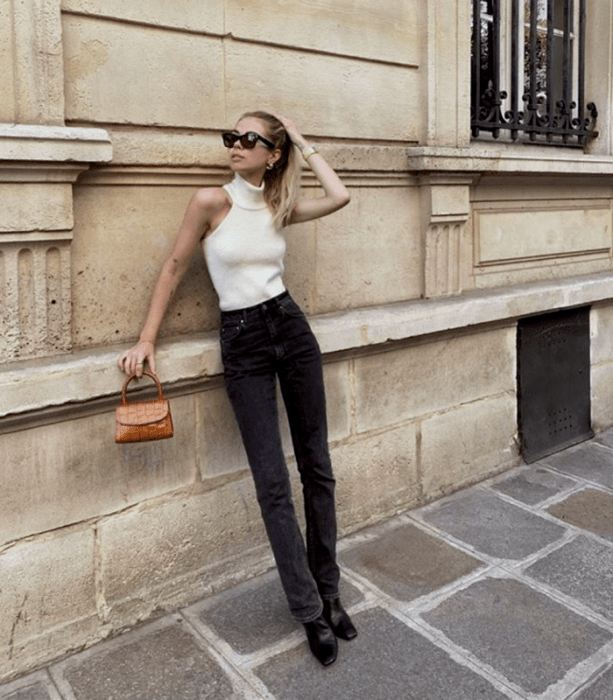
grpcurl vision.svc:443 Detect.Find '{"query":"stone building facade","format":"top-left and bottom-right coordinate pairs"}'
top-left (2, 0), bottom-right (613, 680)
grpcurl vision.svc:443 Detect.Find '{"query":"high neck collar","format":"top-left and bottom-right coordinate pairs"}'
top-left (226, 173), bottom-right (267, 210)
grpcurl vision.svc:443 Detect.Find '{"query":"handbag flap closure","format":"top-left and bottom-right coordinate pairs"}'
top-left (116, 399), bottom-right (170, 426)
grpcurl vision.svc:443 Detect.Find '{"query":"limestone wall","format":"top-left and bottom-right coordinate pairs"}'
top-left (3, 0), bottom-right (613, 683)
top-left (60, 0), bottom-right (422, 347)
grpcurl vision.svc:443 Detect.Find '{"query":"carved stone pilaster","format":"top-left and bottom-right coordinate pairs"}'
top-left (0, 235), bottom-right (72, 361)
top-left (425, 222), bottom-right (462, 297)
top-left (0, 0), bottom-right (65, 125)
top-left (0, 0), bottom-right (113, 364)
top-left (419, 175), bottom-right (473, 299)
top-left (0, 129), bottom-right (112, 363)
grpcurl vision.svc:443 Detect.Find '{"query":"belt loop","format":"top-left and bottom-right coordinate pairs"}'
top-left (242, 309), bottom-right (247, 324)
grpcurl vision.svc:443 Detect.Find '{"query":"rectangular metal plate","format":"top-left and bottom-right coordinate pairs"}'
top-left (518, 307), bottom-right (593, 463)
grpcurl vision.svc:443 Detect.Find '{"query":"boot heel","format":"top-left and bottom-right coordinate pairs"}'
top-left (303, 615), bottom-right (338, 666)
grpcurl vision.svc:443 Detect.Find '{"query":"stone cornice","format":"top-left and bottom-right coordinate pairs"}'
top-left (0, 163), bottom-right (92, 183)
top-left (408, 145), bottom-right (613, 176)
top-left (0, 124), bottom-right (112, 163)
top-left (2, 272), bottom-right (613, 426)
top-left (76, 165), bottom-right (413, 188)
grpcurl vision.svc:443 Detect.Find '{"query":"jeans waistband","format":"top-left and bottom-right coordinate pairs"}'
top-left (220, 291), bottom-right (290, 321)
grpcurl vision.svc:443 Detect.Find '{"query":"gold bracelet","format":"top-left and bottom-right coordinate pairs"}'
top-left (301, 145), bottom-right (319, 161)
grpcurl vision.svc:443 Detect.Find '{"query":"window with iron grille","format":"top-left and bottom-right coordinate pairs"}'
top-left (471, 0), bottom-right (598, 147)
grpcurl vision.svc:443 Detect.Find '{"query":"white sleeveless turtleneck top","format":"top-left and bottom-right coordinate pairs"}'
top-left (203, 174), bottom-right (286, 311)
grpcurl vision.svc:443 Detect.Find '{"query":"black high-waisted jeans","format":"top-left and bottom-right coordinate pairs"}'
top-left (220, 291), bottom-right (340, 623)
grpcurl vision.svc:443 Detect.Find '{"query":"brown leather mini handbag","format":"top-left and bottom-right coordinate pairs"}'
top-left (115, 371), bottom-right (174, 443)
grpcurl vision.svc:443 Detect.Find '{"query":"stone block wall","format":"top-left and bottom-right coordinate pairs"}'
top-left (0, 319), bottom-right (520, 679)
top-left (58, 0), bottom-right (423, 348)
top-left (3, 0), bottom-right (613, 683)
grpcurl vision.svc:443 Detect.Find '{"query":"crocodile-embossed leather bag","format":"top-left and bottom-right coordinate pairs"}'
top-left (115, 371), bottom-right (174, 443)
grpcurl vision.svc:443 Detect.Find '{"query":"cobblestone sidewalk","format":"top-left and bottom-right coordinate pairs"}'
top-left (4, 432), bottom-right (613, 699)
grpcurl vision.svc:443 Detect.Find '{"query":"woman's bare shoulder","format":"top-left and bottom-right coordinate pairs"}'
top-left (193, 185), bottom-right (231, 213)
top-left (190, 186), bottom-right (233, 238)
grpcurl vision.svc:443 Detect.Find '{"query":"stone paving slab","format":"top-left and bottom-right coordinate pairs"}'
top-left (189, 572), bottom-right (298, 656)
top-left (547, 488), bottom-right (613, 542)
top-left (422, 576), bottom-right (613, 695)
top-left (525, 535), bottom-right (613, 621)
top-left (595, 432), bottom-right (613, 450)
top-left (491, 465), bottom-right (576, 505)
top-left (1, 688), bottom-right (52, 700)
top-left (189, 571), bottom-right (364, 656)
top-left (0, 673), bottom-right (61, 700)
top-left (576, 664), bottom-right (613, 698)
top-left (50, 617), bottom-right (245, 700)
top-left (339, 520), bottom-right (485, 601)
top-left (544, 442), bottom-right (613, 490)
top-left (421, 489), bottom-right (567, 559)
top-left (253, 607), bottom-right (510, 700)
top-left (4, 433), bottom-right (613, 700)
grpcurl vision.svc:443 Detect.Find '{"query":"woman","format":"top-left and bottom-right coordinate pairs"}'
top-left (118, 111), bottom-right (355, 666)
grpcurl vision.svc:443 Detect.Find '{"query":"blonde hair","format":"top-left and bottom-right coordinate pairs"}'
top-left (239, 111), bottom-right (302, 227)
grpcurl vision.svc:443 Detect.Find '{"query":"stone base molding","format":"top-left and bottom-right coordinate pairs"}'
top-left (3, 271), bottom-right (613, 424)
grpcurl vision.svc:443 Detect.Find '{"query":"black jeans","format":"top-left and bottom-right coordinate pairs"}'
top-left (220, 292), bottom-right (340, 623)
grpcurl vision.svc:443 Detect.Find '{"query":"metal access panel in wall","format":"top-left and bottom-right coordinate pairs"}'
top-left (518, 306), bottom-right (593, 464)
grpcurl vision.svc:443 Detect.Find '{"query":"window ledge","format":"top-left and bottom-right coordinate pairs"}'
top-left (2, 272), bottom-right (613, 423)
top-left (407, 145), bottom-right (613, 176)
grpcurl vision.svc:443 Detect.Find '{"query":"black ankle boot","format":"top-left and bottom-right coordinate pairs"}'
top-left (303, 614), bottom-right (338, 666)
top-left (322, 597), bottom-right (358, 640)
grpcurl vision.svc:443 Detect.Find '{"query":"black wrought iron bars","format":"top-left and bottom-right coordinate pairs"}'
top-left (471, 0), bottom-right (597, 146)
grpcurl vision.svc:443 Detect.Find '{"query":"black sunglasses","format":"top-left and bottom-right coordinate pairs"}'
top-left (222, 131), bottom-right (275, 150)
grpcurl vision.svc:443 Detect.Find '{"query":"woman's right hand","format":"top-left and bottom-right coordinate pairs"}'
top-left (117, 340), bottom-right (156, 378)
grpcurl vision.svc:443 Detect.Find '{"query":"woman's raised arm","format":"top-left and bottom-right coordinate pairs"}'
top-left (274, 115), bottom-right (351, 224)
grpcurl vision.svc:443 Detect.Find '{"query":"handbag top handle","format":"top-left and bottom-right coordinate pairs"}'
top-left (121, 371), bottom-right (165, 405)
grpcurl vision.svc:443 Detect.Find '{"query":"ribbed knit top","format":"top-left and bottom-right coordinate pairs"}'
top-left (203, 174), bottom-right (286, 311)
